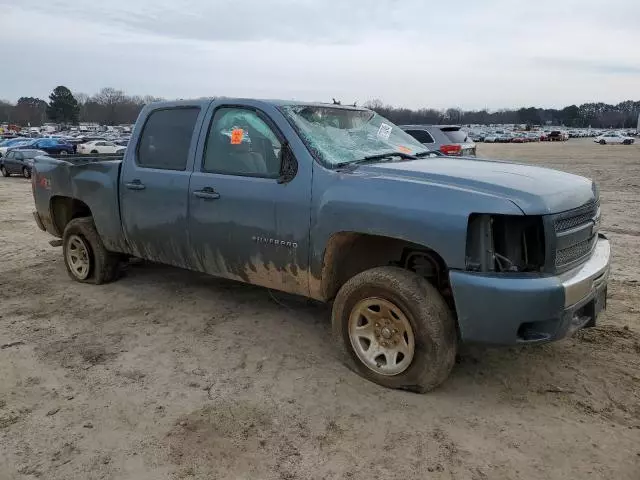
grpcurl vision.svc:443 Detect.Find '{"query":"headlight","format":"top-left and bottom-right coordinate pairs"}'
top-left (465, 214), bottom-right (545, 273)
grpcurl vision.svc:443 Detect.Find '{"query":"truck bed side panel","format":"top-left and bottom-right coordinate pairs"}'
top-left (68, 160), bottom-right (128, 252)
top-left (33, 157), bottom-right (129, 253)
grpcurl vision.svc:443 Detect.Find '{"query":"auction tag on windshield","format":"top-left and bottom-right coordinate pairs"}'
top-left (377, 123), bottom-right (392, 140)
top-left (397, 145), bottom-right (411, 154)
top-left (230, 128), bottom-right (244, 144)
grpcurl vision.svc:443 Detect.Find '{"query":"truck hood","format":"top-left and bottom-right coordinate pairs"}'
top-left (357, 157), bottom-right (595, 215)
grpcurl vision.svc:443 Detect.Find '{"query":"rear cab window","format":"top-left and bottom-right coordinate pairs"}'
top-left (136, 107), bottom-right (200, 170)
top-left (405, 130), bottom-right (435, 144)
top-left (439, 127), bottom-right (469, 143)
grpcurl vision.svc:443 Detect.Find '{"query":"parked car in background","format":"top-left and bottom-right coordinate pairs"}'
top-left (13, 138), bottom-right (75, 155)
top-left (77, 140), bottom-right (127, 155)
top-left (547, 131), bottom-right (566, 141)
top-left (0, 137), bottom-right (31, 157)
top-left (0, 149), bottom-right (46, 178)
top-left (594, 132), bottom-right (635, 145)
top-left (484, 134), bottom-right (498, 143)
top-left (511, 133), bottom-right (527, 143)
top-left (469, 131), bottom-right (486, 142)
top-left (401, 125), bottom-right (476, 156)
top-left (527, 132), bottom-right (541, 142)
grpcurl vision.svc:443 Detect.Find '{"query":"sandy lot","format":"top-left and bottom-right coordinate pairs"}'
top-left (1, 138), bottom-right (639, 480)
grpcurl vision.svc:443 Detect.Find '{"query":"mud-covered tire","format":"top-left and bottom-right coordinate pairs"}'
top-left (62, 217), bottom-right (121, 284)
top-left (332, 266), bottom-right (457, 393)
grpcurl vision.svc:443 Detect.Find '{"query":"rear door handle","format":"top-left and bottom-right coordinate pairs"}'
top-left (125, 180), bottom-right (145, 190)
top-left (193, 187), bottom-right (220, 200)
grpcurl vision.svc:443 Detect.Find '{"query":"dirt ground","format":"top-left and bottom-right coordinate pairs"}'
top-left (0, 138), bottom-right (639, 480)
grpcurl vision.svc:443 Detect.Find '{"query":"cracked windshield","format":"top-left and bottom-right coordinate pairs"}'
top-left (280, 105), bottom-right (430, 166)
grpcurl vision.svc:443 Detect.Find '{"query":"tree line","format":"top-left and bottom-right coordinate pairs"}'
top-left (0, 86), bottom-right (162, 127)
top-left (363, 99), bottom-right (640, 129)
top-left (1, 86), bottom-right (638, 128)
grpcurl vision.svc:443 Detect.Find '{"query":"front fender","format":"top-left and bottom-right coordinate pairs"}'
top-left (309, 166), bottom-right (523, 279)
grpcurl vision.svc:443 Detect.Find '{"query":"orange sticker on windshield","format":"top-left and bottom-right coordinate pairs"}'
top-left (397, 145), bottom-right (411, 154)
top-left (230, 128), bottom-right (244, 144)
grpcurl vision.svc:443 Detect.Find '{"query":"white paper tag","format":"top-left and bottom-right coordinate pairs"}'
top-left (377, 123), bottom-right (392, 140)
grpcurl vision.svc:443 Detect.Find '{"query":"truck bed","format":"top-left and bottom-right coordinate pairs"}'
top-left (32, 153), bottom-right (128, 252)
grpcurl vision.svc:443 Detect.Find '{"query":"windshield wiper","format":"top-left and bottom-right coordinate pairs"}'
top-left (335, 151), bottom-right (417, 169)
top-left (414, 150), bottom-right (443, 158)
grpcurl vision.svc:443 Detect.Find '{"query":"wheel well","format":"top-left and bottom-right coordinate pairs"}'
top-left (50, 196), bottom-right (92, 235)
top-left (319, 232), bottom-right (449, 301)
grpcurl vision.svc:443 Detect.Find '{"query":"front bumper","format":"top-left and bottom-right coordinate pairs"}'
top-left (449, 234), bottom-right (610, 345)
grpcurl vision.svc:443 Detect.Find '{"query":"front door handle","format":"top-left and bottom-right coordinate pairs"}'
top-left (125, 180), bottom-right (146, 190)
top-left (193, 188), bottom-right (220, 200)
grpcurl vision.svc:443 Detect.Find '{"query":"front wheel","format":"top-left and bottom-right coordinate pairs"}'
top-left (62, 217), bottom-right (121, 284)
top-left (60, 150), bottom-right (68, 155)
top-left (332, 266), bottom-right (457, 393)
top-left (599, 139), bottom-right (606, 145)
top-left (0, 165), bottom-right (8, 177)
top-left (22, 167), bottom-right (31, 179)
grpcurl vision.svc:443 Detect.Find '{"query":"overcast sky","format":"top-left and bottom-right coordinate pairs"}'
top-left (1, 0), bottom-right (639, 109)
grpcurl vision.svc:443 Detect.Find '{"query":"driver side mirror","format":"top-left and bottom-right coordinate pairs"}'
top-left (277, 142), bottom-right (298, 184)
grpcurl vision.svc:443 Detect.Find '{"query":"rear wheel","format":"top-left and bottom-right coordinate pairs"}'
top-left (62, 217), bottom-right (121, 284)
top-left (22, 167), bottom-right (31, 179)
top-left (0, 165), bottom-right (8, 177)
top-left (599, 139), bottom-right (606, 145)
top-left (90, 150), bottom-right (98, 154)
top-left (623, 139), bottom-right (632, 145)
top-left (332, 266), bottom-right (457, 393)
top-left (60, 150), bottom-right (68, 155)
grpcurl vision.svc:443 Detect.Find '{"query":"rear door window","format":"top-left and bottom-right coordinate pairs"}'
top-left (405, 130), bottom-right (435, 144)
top-left (440, 128), bottom-right (469, 143)
top-left (137, 107), bottom-right (200, 170)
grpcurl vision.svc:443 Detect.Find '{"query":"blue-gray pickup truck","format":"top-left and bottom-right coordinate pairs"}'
top-left (31, 98), bottom-right (610, 392)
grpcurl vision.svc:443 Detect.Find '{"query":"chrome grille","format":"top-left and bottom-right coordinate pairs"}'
top-left (551, 200), bottom-right (600, 271)
top-left (555, 235), bottom-right (597, 267)
top-left (554, 201), bottom-right (598, 232)
top-left (555, 211), bottom-right (595, 232)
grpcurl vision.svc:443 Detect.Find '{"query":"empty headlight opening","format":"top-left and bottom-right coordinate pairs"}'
top-left (466, 214), bottom-right (545, 273)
